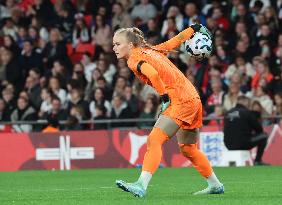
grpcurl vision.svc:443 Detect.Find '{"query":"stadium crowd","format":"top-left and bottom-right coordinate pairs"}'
top-left (0, 0), bottom-right (282, 132)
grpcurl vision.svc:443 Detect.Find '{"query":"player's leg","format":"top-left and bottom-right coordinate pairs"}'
top-left (116, 115), bottom-right (180, 197)
top-left (176, 128), bottom-right (224, 194)
top-left (249, 133), bottom-right (268, 165)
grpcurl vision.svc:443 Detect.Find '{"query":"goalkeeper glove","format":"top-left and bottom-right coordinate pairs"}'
top-left (191, 24), bottom-right (212, 39)
top-left (159, 94), bottom-right (170, 116)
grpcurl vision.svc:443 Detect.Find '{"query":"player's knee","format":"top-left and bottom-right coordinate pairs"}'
top-left (179, 143), bottom-right (198, 158)
top-left (147, 128), bottom-right (168, 149)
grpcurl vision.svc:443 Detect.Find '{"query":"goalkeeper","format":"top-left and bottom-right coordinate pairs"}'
top-left (112, 24), bottom-right (223, 197)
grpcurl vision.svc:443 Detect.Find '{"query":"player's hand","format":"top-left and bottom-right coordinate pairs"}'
top-left (190, 24), bottom-right (212, 39)
top-left (159, 94), bottom-right (170, 116)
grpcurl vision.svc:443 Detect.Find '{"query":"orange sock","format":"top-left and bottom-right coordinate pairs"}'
top-left (142, 127), bottom-right (169, 174)
top-left (179, 143), bottom-right (213, 178)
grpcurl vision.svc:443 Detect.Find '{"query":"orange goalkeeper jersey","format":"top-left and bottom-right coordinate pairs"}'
top-left (127, 27), bottom-right (199, 105)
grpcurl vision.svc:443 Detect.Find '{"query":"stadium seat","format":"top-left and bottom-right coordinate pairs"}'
top-left (66, 43), bottom-right (74, 57)
top-left (76, 43), bottom-right (95, 57)
top-left (84, 15), bottom-right (93, 27)
top-left (221, 150), bottom-right (253, 166)
top-left (69, 52), bottom-right (83, 64)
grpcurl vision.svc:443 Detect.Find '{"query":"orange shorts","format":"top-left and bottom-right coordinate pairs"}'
top-left (163, 97), bottom-right (203, 130)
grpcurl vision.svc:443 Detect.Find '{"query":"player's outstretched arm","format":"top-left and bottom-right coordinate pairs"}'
top-left (154, 24), bottom-right (211, 52)
top-left (153, 27), bottom-right (195, 51)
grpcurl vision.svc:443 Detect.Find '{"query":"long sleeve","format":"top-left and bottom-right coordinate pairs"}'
top-left (153, 27), bottom-right (195, 51)
top-left (139, 63), bottom-right (166, 95)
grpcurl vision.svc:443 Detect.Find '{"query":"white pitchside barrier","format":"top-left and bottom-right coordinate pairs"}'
top-left (200, 132), bottom-right (253, 167)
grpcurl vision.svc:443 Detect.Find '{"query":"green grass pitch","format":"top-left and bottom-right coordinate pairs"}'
top-left (0, 166), bottom-right (282, 205)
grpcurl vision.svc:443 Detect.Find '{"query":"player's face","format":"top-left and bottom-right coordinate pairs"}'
top-left (113, 34), bottom-right (131, 59)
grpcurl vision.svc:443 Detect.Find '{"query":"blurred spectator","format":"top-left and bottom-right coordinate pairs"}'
top-left (138, 95), bottom-right (157, 128)
top-left (223, 80), bottom-right (243, 111)
top-left (233, 3), bottom-right (254, 26)
top-left (0, 98), bottom-right (10, 121)
top-left (49, 76), bottom-right (67, 106)
top-left (11, 96), bottom-right (37, 132)
top-left (39, 87), bottom-right (53, 117)
top-left (1, 86), bottom-right (16, 116)
top-left (225, 55), bottom-right (255, 80)
top-left (72, 13), bottom-right (91, 46)
top-left (124, 85), bottom-right (139, 117)
top-left (16, 26), bottom-right (28, 48)
top-left (273, 93), bottom-right (282, 121)
top-left (249, 0), bottom-right (271, 11)
top-left (113, 59), bottom-right (134, 85)
top-left (30, 15), bottom-right (49, 41)
top-left (70, 105), bottom-right (85, 122)
top-left (161, 17), bottom-right (179, 39)
top-left (251, 57), bottom-right (273, 89)
top-left (0, 0), bottom-right (14, 20)
top-left (113, 76), bottom-right (127, 97)
top-left (2, 35), bottom-right (21, 57)
top-left (41, 28), bottom-right (69, 69)
top-left (84, 69), bottom-right (102, 101)
top-left (27, 26), bottom-right (39, 43)
top-left (72, 62), bottom-right (87, 89)
top-left (146, 18), bottom-right (161, 44)
top-left (2, 18), bottom-right (18, 40)
top-left (205, 65), bottom-right (228, 97)
top-left (205, 78), bottom-right (225, 114)
top-left (206, 105), bottom-right (224, 126)
top-left (26, 0), bottom-right (57, 27)
top-left (117, 0), bottom-right (134, 12)
top-left (211, 6), bottom-right (230, 31)
top-left (93, 104), bottom-right (108, 130)
top-left (65, 115), bottom-right (82, 130)
top-left (89, 88), bottom-right (111, 118)
top-left (50, 60), bottom-right (68, 86)
top-left (0, 48), bottom-right (23, 91)
top-left (131, 0), bottom-right (157, 27)
top-left (161, 6), bottom-right (183, 36)
top-left (67, 88), bottom-right (90, 119)
top-left (81, 52), bottom-right (96, 83)
top-left (183, 2), bottom-right (205, 28)
top-left (91, 14), bottom-right (112, 46)
top-left (111, 2), bottom-right (133, 31)
top-left (96, 76), bottom-right (113, 101)
top-left (215, 46), bottom-right (231, 65)
top-left (264, 6), bottom-right (279, 32)
top-left (54, 2), bottom-right (74, 40)
top-left (19, 39), bottom-right (43, 78)
top-left (25, 75), bottom-right (41, 109)
top-left (247, 84), bottom-right (273, 115)
top-left (42, 96), bottom-right (67, 122)
top-left (268, 70), bottom-right (282, 96)
top-left (110, 94), bottom-right (133, 127)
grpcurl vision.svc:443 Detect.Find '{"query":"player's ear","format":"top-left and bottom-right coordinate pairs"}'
top-left (128, 42), bottom-right (134, 49)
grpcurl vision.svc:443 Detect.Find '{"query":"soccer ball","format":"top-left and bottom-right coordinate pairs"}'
top-left (184, 32), bottom-right (213, 60)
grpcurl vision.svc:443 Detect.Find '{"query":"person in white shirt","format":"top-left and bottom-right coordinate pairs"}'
top-left (49, 76), bottom-right (67, 107)
top-left (39, 87), bottom-right (53, 117)
top-left (89, 88), bottom-right (111, 118)
top-left (131, 0), bottom-right (157, 25)
top-left (81, 52), bottom-right (96, 83)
